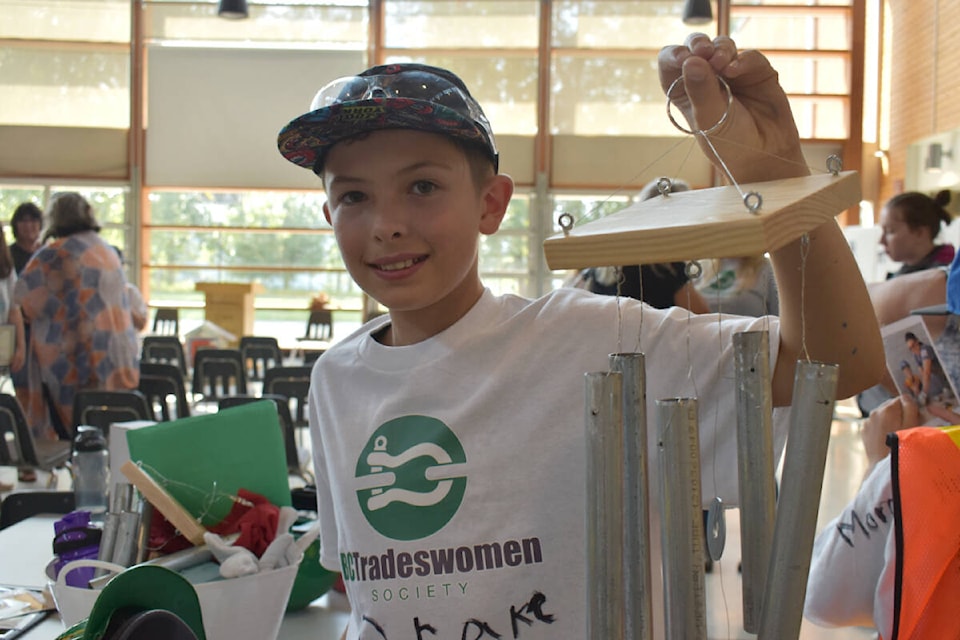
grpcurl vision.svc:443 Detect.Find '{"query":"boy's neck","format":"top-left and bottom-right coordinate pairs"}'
top-left (375, 287), bottom-right (486, 347)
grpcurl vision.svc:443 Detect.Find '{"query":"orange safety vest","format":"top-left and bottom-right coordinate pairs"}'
top-left (888, 425), bottom-right (960, 640)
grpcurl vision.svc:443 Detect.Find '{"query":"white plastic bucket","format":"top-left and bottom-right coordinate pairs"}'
top-left (50, 557), bottom-right (301, 640)
top-left (51, 560), bottom-right (125, 627)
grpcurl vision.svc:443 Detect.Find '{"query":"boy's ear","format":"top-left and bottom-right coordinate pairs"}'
top-left (322, 201), bottom-right (332, 225)
top-left (478, 174), bottom-right (514, 236)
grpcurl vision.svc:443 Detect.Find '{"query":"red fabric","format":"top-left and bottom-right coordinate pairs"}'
top-left (148, 488), bottom-right (280, 557)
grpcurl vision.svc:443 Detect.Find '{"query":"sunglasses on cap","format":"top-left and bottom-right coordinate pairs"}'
top-left (278, 64), bottom-right (499, 174)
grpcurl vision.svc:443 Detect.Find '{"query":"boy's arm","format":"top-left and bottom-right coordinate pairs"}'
top-left (659, 34), bottom-right (884, 405)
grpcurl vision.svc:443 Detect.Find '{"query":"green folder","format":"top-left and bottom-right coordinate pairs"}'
top-left (125, 400), bottom-right (290, 525)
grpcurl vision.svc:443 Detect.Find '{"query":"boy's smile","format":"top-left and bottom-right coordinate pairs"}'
top-left (322, 129), bottom-right (513, 346)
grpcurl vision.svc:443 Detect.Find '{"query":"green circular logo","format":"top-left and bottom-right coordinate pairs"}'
top-left (356, 415), bottom-right (467, 540)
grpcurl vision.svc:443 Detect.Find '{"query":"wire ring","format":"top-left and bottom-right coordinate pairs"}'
top-left (666, 74), bottom-right (734, 136)
top-left (685, 261), bottom-right (703, 280)
top-left (558, 212), bottom-right (574, 235)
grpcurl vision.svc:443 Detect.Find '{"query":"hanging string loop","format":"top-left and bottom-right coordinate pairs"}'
top-left (666, 74), bottom-right (768, 216)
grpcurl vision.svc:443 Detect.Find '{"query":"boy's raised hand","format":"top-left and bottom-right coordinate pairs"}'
top-left (660, 34), bottom-right (884, 404)
top-left (658, 34), bottom-right (807, 183)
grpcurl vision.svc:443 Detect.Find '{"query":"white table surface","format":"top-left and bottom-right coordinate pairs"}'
top-left (0, 514), bottom-right (350, 639)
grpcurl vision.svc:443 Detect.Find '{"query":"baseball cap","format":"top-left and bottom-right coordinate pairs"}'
top-left (277, 63), bottom-right (499, 175)
top-left (911, 250), bottom-right (960, 316)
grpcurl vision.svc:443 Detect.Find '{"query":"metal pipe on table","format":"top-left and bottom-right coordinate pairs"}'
top-left (610, 353), bottom-right (653, 640)
top-left (733, 331), bottom-right (777, 632)
top-left (656, 397), bottom-right (707, 640)
top-left (757, 361), bottom-right (839, 640)
top-left (585, 371), bottom-right (625, 640)
top-left (110, 510), bottom-right (142, 567)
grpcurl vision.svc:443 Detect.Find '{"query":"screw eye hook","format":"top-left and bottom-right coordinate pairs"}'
top-left (826, 155), bottom-right (843, 176)
top-left (558, 212), bottom-right (574, 237)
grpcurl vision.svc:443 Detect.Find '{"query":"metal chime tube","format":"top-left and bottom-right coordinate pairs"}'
top-left (757, 361), bottom-right (839, 640)
top-left (610, 353), bottom-right (653, 640)
top-left (733, 331), bottom-right (777, 633)
top-left (657, 397), bottom-right (707, 640)
top-left (585, 371), bottom-right (625, 640)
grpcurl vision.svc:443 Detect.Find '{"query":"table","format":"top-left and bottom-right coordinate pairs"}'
top-left (0, 516), bottom-right (350, 639)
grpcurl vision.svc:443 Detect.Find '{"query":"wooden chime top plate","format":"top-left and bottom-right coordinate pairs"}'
top-left (542, 170), bottom-right (860, 270)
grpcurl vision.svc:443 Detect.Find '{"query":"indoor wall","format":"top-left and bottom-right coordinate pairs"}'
top-left (884, 0), bottom-right (960, 202)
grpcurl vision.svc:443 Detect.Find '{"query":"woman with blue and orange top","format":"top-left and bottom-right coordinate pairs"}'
top-left (13, 192), bottom-right (139, 440)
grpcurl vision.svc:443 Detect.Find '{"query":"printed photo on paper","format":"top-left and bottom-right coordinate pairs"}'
top-left (882, 316), bottom-right (960, 424)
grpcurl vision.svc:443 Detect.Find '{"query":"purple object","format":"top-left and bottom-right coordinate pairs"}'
top-left (53, 510), bottom-right (102, 587)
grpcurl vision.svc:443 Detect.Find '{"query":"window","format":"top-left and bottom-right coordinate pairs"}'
top-left (0, 0), bottom-right (131, 128)
top-left (0, 184), bottom-right (133, 277)
top-left (551, 1), bottom-right (703, 136)
top-left (0, 0), bottom-right (865, 327)
top-left (730, 0), bottom-right (855, 140)
top-left (145, 190), bottom-right (353, 307)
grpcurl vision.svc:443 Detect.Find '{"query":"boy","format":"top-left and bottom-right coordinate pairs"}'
top-left (277, 34), bottom-right (883, 639)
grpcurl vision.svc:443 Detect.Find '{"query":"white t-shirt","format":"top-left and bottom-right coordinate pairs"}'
top-left (309, 287), bottom-right (785, 640)
top-left (700, 257), bottom-right (779, 317)
top-left (804, 460), bottom-right (894, 638)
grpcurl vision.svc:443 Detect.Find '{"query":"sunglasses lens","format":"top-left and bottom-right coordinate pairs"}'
top-left (310, 76), bottom-right (371, 110)
top-left (310, 71), bottom-right (473, 118)
top-left (384, 72), bottom-right (467, 108)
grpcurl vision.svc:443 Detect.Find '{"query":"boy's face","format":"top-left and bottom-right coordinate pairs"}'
top-left (322, 129), bottom-right (512, 337)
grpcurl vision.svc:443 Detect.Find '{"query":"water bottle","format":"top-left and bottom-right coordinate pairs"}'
top-left (72, 425), bottom-right (109, 520)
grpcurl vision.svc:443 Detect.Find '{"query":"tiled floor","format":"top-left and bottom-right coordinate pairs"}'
top-left (2, 402), bottom-right (880, 639)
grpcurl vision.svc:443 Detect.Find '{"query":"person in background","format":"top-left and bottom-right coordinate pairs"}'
top-left (805, 393), bottom-right (960, 639)
top-left (0, 227), bottom-right (30, 480)
top-left (806, 249), bottom-right (960, 637)
top-left (113, 246), bottom-right (148, 332)
top-left (9, 202), bottom-right (43, 275)
top-left (14, 192), bottom-right (139, 439)
top-left (580, 178), bottom-right (710, 313)
top-left (879, 190), bottom-right (954, 278)
top-left (697, 254), bottom-right (779, 316)
top-left (858, 190), bottom-right (955, 416)
top-left (8, 203), bottom-right (40, 480)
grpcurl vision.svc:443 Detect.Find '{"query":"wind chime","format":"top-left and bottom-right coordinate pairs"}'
top-left (541, 76), bottom-right (861, 640)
